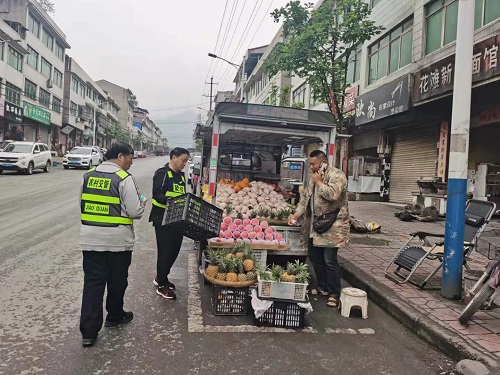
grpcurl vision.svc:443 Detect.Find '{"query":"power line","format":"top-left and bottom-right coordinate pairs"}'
top-left (216, 0), bottom-right (265, 86)
top-left (211, 0), bottom-right (237, 81)
top-left (220, 0), bottom-right (275, 89)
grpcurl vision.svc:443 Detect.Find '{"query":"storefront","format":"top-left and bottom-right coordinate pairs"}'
top-left (22, 101), bottom-right (51, 145)
top-left (353, 75), bottom-right (412, 202)
top-left (3, 101), bottom-right (24, 141)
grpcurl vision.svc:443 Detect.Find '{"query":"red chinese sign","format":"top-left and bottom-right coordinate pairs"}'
top-left (343, 85), bottom-right (359, 113)
top-left (479, 108), bottom-right (500, 127)
top-left (414, 34), bottom-right (500, 102)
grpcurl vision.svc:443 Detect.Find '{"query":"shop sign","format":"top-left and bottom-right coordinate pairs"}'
top-left (414, 33), bottom-right (500, 102)
top-left (210, 158), bottom-right (217, 169)
top-left (354, 75), bottom-right (410, 126)
top-left (61, 124), bottom-right (74, 135)
top-left (437, 121), bottom-right (449, 181)
top-left (4, 102), bottom-right (23, 123)
top-left (23, 101), bottom-right (50, 125)
top-left (479, 108), bottom-right (500, 126)
top-left (343, 85), bottom-right (359, 113)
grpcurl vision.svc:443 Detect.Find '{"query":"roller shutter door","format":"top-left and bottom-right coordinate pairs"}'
top-left (389, 124), bottom-right (440, 203)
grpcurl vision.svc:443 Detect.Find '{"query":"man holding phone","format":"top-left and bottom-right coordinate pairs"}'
top-left (288, 150), bottom-right (350, 308)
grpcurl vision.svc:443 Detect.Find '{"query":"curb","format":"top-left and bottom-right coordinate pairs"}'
top-left (339, 254), bottom-right (500, 369)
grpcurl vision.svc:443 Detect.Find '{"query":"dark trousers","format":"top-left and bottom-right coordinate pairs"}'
top-left (80, 251), bottom-right (132, 339)
top-left (308, 243), bottom-right (341, 299)
top-left (155, 226), bottom-right (184, 287)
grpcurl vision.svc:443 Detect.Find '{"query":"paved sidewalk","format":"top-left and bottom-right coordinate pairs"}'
top-left (340, 201), bottom-right (500, 367)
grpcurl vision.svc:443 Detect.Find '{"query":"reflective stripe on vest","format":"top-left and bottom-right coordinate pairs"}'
top-left (151, 170), bottom-right (186, 209)
top-left (81, 169), bottom-right (132, 227)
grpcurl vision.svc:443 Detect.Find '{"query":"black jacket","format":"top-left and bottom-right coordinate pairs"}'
top-left (148, 165), bottom-right (186, 226)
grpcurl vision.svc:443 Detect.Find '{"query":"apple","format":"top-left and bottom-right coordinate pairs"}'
top-left (223, 217), bottom-right (232, 225)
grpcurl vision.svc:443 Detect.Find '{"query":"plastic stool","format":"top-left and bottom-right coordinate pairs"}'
top-left (339, 287), bottom-right (368, 319)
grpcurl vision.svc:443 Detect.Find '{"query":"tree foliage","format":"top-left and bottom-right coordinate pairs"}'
top-left (267, 0), bottom-right (382, 131)
top-left (37, 0), bottom-right (55, 14)
top-left (105, 123), bottom-right (131, 144)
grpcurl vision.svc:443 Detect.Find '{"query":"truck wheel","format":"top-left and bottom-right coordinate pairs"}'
top-left (87, 161), bottom-right (92, 170)
top-left (43, 161), bottom-right (51, 173)
top-left (25, 162), bottom-right (34, 175)
top-left (0, 169), bottom-right (3, 174)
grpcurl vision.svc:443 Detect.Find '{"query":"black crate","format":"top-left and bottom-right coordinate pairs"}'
top-left (212, 286), bottom-right (249, 316)
top-left (255, 300), bottom-right (305, 329)
top-left (161, 193), bottom-right (223, 241)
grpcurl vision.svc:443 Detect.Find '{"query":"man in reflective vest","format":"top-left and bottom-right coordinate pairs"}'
top-left (149, 147), bottom-right (190, 300)
top-left (79, 142), bottom-right (146, 347)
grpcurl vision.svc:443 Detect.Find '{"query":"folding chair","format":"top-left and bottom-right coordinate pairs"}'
top-left (385, 200), bottom-right (496, 289)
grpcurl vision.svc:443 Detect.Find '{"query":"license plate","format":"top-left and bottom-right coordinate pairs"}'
top-left (69, 161), bottom-right (79, 165)
top-left (2, 163), bottom-right (12, 167)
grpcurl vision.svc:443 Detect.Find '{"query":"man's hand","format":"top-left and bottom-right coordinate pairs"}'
top-left (312, 172), bottom-right (323, 185)
top-left (288, 214), bottom-right (299, 226)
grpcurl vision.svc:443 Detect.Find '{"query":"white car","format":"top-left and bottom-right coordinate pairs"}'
top-left (63, 146), bottom-right (101, 170)
top-left (0, 141), bottom-right (52, 175)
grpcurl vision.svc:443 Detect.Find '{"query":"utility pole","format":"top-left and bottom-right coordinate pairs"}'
top-left (442, 0), bottom-right (475, 299)
top-left (204, 77), bottom-right (218, 112)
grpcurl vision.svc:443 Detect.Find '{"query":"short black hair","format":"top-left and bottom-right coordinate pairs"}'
top-left (170, 147), bottom-right (190, 159)
top-left (106, 142), bottom-right (134, 160)
top-left (309, 150), bottom-right (327, 159)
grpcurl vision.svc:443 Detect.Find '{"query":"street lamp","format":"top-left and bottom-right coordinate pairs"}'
top-left (208, 52), bottom-right (245, 101)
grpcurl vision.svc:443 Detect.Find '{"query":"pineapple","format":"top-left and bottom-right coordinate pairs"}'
top-left (271, 264), bottom-right (284, 282)
top-left (205, 248), bottom-right (219, 279)
top-left (242, 246), bottom-right (255, 272)
top-left (243, 258), bottom-right (254, 272)
top-left (216, 257), bottom-right (228, 281)
top-left (245, 271), bottom-right (256, 281)
top-left (226, 259), bottom-right (238, 283)
top-left (281, 262), bottom-right (297, 283)
top-left (236, 259), bottom-right (246, 282)
top-left (226, 253), bottom-right (235, 260)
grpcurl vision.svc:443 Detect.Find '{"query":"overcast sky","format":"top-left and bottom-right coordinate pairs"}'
top-left (52, 0), bottom-right (294, 148)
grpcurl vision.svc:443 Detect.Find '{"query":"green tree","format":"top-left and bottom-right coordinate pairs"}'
top-left (37, 0), bottom-right (55, 14)
top-left (267, 0), bottom-right (382, 131)
top-left (105, 123), bottom-right (130, 144)
top-left (195, 139), bottom-right (203, 152)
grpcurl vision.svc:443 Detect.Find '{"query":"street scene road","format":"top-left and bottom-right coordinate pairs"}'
top-left (0, 157), bottom-right (456, 375)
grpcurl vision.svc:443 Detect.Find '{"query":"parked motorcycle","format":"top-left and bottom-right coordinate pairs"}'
top-left (459, 237), bottom-right (500, 324)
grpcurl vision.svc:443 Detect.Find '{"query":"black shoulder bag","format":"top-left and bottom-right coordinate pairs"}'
top-left (311, 180), bottom-right (340, 234)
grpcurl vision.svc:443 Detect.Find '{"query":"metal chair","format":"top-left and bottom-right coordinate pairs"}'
top-left (384, 200), bottom-right (496, 289)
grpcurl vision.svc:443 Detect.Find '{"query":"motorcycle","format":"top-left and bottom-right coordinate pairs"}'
top-left (459, 238), bottom-right (500, 324)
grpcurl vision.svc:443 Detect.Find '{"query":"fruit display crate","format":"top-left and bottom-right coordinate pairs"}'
top-left (257, 274), bottom-right (308, 301)
top-left (162, 193), bottom-right (223, 241)
top-left (211, 285), bottom-right (249, 316)
top-left (255, 299), bottom-right (306, 329)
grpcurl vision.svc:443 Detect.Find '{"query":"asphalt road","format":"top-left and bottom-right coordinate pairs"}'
top-left (0, 157), bottom-right (456, 375)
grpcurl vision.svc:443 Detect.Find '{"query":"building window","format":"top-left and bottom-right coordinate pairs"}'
top-left (86, 86), bottom-right (92, 97)
top-left (42, 28), bottom-right (54, 51)
top-left (55, 42), bottom-right (64, 60)
top-left (53, 69), bottom-right (63, 88)
top-left (80, 83), bottom-right (86, 98)
top-left (39, 88), bottom-right (50, 108)
top-left (346, 49), bottom-right (361, 84)
top-left (70, 101), bottom-right (78, 116)
top-left (72, 76), bottom-right (79, 94)
top-left (425, 0), bottom-right (460, 55)
top-left (26, 45), bottom-right (38, 70)
top-left (52, 96), bottom-right (62, 113)
top-left (475, 0), bottom-right (500, 30)
top-left (6, 82), bottom-right (21, 106)
top-left (292, 84), bottom-right (307, 105)
top-left (28, 12), bottom-right (40, 38)
top-left (41, 58), bottom-right (52, 79)
top-left (0, 42), bottom-right (4, 61)
top-left (7, 47), bottom-right (23, 72)
top-left (25, 79), bottom-right (37, 100)
top-left (369, 18), bottom-right (413, 84)
top-left (93, 91), bottom-right (97, 102)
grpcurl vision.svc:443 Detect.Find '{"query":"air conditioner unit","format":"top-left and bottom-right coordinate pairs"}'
top-left (46, 79), bottom-right (53, 88)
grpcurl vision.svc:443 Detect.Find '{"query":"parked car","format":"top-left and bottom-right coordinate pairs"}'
top-left (0, 141), bottom-right (52, 175)
top-left (135, 150), bottom-right (147, 158)
top-left (0, 140), bottom-right (13, 151)
top-left (62, 146), bottom-right (101, 170)
top-left (187, 155), bottom-right (201, 186)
